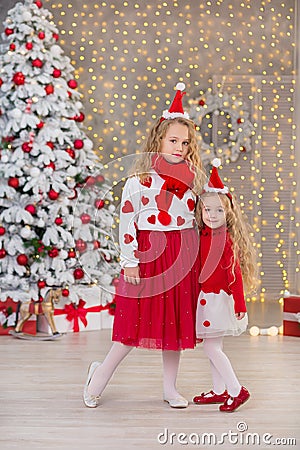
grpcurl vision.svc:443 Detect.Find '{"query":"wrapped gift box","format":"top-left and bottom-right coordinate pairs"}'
top-left (37, 285), bottom-right (114, 333)
top-left (283, 296), bottom-right (300, 337)
top-left (0, 297), bottom-right (36, 336)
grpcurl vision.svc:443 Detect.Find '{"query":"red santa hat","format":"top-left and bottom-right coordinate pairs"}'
top-left (161, 82), bottom-right (190, 121)
top-left (202, 158), bottom-right (232, 201)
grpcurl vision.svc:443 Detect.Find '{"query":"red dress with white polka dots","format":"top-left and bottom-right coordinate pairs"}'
top-left (196, 225), bottom-right (248, 338)
top-left (112, 158), bottom-right (200, 350)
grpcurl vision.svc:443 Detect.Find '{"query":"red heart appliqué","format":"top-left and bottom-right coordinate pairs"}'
top-left (122, 200), bottom-right (134, 213)
top-left (187, 198), bottom-right (195, 211)
top-left (141, 196), bottom-right (149, 205)
top-left (177, 216), bottom-right (185, 226)
top-left (140, 177), bottom-right (152, 188)
top-left (124, 233), bottom-right (134, 244)
top-left (147, 215), bottom-right (156, 224)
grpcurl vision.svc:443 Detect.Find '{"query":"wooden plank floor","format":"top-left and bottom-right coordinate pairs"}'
top-left (1, 329), bottom-right (299, 450)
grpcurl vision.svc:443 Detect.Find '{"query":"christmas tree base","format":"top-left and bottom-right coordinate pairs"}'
top-left (9, 330), bottom-right (65, 341)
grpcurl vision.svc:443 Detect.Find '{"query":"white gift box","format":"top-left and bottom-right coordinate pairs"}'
top-left (37, 285), bottom-right (114, 333)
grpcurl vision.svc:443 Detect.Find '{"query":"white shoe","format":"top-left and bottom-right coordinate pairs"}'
top-left (164, 395), bottom-right (189, 408)
top-left (83, 361), bottom-right (101, 408)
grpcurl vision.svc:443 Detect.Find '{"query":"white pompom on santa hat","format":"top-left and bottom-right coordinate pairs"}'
top-left (161, 82), bottom-right (190, 121)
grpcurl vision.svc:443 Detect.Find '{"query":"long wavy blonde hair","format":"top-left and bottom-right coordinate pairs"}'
top-left (197, 192), bottom-right (258, 294)
top-left (129, 117), bottom-right (205, 194)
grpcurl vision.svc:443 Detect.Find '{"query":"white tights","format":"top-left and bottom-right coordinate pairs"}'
top-left (88, 342), bottom-right (182, 399)
top-left (203, 337), bottom-right (241, 397)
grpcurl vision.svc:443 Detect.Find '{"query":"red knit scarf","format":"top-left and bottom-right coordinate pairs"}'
top-left (152, 154), bottom-right (195, 225)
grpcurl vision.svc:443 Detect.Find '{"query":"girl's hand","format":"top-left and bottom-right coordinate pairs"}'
top-left (235, 312), bottom-right (245, 320)
top-left (124, 266), bottom-right (140, 285)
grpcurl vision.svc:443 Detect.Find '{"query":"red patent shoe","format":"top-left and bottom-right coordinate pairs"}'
top-left (219, 386), bottom-right (250, 412)
top-left (193, 390), bottom-right (229, 404)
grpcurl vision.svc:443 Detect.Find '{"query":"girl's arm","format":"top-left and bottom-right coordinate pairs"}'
top-left (235, 312), bottom-right (246, 320)
top-left (123, 266), bottom-right (140, 285)
top-left (119, 177), bottom-right (141, 271)
top-left (224, 240), bottom-right (247, 314)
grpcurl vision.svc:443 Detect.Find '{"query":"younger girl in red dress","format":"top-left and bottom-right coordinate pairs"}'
top-left (83, 83), bottom-right (205, 408)
top-left (193, 158), bottom-right (257, 412)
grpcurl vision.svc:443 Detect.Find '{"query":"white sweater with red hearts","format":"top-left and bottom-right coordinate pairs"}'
top-left (119, 171), bottom-right (197, 268)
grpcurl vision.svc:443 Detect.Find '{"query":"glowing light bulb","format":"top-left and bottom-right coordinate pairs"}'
top-left (268, 326), bottom-right (279, 336)
top-left (249, 326), bottom-right (260, 336)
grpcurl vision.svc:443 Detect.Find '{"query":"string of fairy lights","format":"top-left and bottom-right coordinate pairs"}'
top-left (43, 0), bottom-right (298, 308)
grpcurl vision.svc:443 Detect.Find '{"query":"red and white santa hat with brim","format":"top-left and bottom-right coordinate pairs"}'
top-left (161, 82), bottom-right (190, 121)
top-left (202, 158), bottom-right (232, 201)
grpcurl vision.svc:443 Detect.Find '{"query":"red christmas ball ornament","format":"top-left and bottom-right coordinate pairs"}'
top-left (35, 0), bottom-right (43, 8)
top-left (96, 174), bottom-right (105, 184)
top-left (46, 141), bottom-right (54, 149)
top-left (25, 42), bottom-right (33, 50)
top-left (112, 277), bottom-right (120, 287)
top-left (0, 248), bottom-right (7, 259)
top-left (25, 204), bottom-right (36, 215)
top-left (198, 99), bottom-right (205, 106)
top-left (5, 28), bottom-right (14, 36)
top-left (45, 161), bottom-right (55, 170)
top-left (80, 213), bottom-right (91, 224)
top-left (74, 139), bottom-right (83, 150)
top-left (3, 136), bottom-right (14, 143)
top-left (36, 121), bottom-right (44, 129)
top-left (8, 177), bottom-right (19, 189)
top-left (52, 69), bottom-right (61, 78)
top-left (38, 31), bottom-right (45, 40)
top-left (48, 189), bottom-right (59, 200)
top-left (75, 239), bottom-right (87, 253)
top-left (32, 58), bottom-right (43, 68)
top-left (9, 43), bottom-right (16, 51)
top-left (68, 249), bottom-right (76, 258)
top-left (0, 227), bottom-right (6, 236)
top-left (67, 91), bottom-right (72, 98)
top-left (68, 79), bottom-right (77, 89)
top-left (48, 247), bottom-right (59, 258)
top-left (13, 72), bottom-right (25, 85)
top-left (94, 199), bottom-right (105, 209)
top-left (55, 217), bottom-right (63, 225)
top-left (73, 268), bottom-right (84, 280)
top-left (45, 84), bottom-right (54, 95)
top-left (93, 240), bottom-right (101, 249)
top-left (85, 176), bottom-right (96, 186)
top-left (0, 78), bottom-right (3, 88)
top-left (66, 148), bottom-right (75, 158)
top-left (37, 279), bottom-right (46, 289)
top-left (62, 288), bottom-right (69, 297)
top-left (22, 142), bottom-right (32, 153)
top-left (237, 117), bottom-right (243, 124)
top-left (52, 33), bottom-right (59, 41)
top-left (74, 112), bottom-right (85, 122)
top-left (17, 254), bottom-right (28, 266)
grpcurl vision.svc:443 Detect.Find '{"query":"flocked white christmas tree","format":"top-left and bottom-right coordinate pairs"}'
top-left (0, 0), bottom-right (119, 304)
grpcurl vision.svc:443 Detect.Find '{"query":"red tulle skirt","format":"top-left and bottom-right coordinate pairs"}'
top-left (112, 228), bottom-right (200, 350)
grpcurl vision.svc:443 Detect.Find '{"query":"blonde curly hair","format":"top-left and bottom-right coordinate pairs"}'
top-left (129, 117), bottom-right (205, 194)
top-left (196, 192), bottom-right (258, 294)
